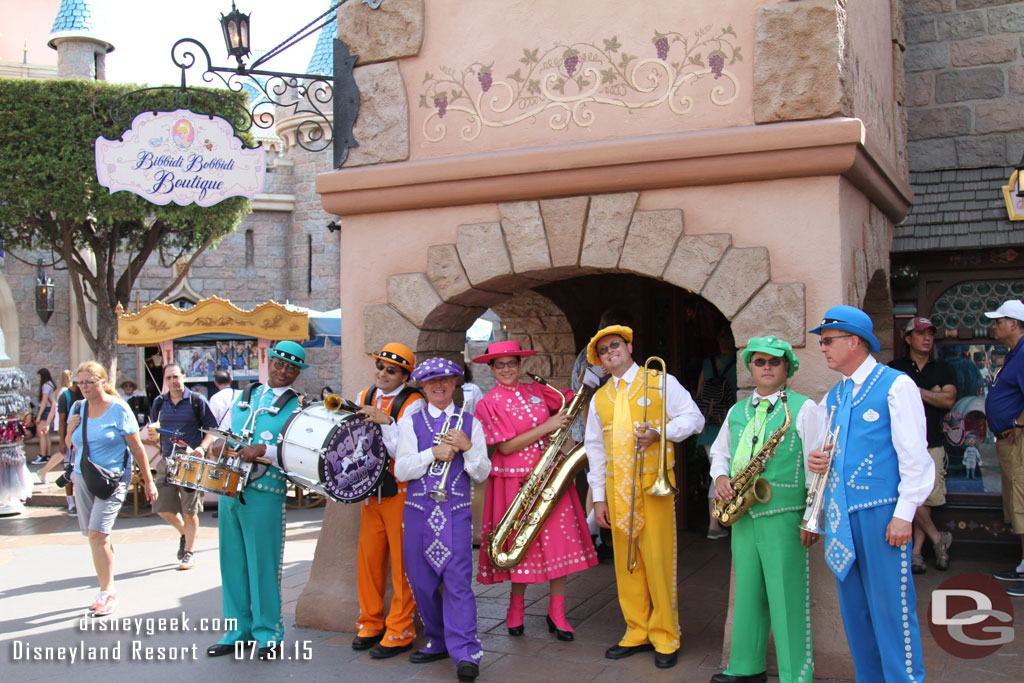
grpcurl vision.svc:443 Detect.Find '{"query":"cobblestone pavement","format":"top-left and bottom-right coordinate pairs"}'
top-left (2, 495), bottom-right (1023, 682)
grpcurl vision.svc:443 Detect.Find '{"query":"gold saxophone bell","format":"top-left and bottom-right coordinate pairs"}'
top-left (323, 394), bottom-right (343, 412)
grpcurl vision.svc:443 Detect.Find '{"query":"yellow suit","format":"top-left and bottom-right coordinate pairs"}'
top-left (593, 370), bottom-right (680, 655)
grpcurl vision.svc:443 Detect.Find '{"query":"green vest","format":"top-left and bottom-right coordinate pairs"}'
top-left (230, 384), bottom-right (298, 493)
top-left (727, 390), bottom-right (810, 518)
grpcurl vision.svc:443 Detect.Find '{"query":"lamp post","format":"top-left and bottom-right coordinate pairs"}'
top-left (35, 259), bottom-right (54, 325)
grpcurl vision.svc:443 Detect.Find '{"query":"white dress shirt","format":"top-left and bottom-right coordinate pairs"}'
top-left (709, 389), bottom-right (826, 486)
top-left (355, 383), bottom-right (425, 456)
top-left (210, 386), bottom-right (241, 429)
top-left (394, 402), bottom-right (491, 484)
top-left (584, 362), bottom-right (705, 502)
top-left (817, 355), bottom-right (935, 523)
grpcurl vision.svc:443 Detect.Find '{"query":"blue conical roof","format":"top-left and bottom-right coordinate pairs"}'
top-left (305, 1), bottom-right (337, 77)
top-left (48, 0), bottom-right (114, 52)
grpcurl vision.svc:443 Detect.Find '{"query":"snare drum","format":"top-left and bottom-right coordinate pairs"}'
top-left (166, 450), bottom-right (249, 498)
top-left (278, 403), bottom-right (385, 503)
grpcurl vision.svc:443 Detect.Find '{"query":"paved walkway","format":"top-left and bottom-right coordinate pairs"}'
top-left (2, 498), bottom-right (1023, 682)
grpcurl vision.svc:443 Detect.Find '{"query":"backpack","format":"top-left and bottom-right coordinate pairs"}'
top-left (152, 390), bottom-right (204, 425)
top-left (695, 356), bottom-right (736, 426)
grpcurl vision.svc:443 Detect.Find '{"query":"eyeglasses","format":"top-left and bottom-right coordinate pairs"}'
top-left (79, 379), bottom-right (101, 387)
top-left (491, 359), bottom-right (520, 370)
top-left (818, 334), bottom-right (854, 347)
top-left (271, 358), bottom-right (300, 374)
top-left (375, 361), bottom-right (401, 375)
top-left (597, 340), bottom-right (624, 356)
top-left (752, 357), bottom-right (784, 367)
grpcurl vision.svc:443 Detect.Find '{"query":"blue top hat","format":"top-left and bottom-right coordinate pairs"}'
top-left (808, 305), bottom-right (880, 353)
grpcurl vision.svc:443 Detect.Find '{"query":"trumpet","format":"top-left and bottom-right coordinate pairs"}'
top-left (627, 357), bottom-right (676, 574)
top-left (427, 408), bottom-right (466, 502)
top-left (799, 406), bottom-right (840, 534)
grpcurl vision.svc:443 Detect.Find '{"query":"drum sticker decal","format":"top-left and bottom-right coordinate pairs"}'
top-left (321, 419), bottom-right (386, 502)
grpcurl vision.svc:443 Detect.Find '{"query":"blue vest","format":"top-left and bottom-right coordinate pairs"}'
top-left (406, 407), bottom-right (475, 513)
top-left (727, 391), bottom-right (810, 518)
top-left (229, 384), bottom-right (298, 494)
top-left (825, 365), bottom-right (901, 514)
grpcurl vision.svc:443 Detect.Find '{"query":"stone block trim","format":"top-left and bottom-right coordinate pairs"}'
top-left (701, 247), bottom-right (772, 319)
top-left (753, 0), bottom-right (852, 124)
top-left (345, 61), bottom-right (411, 168)
top-left (579, 193), bottom-right (638, 269)
top-left (499, 201), bottom-right (552, 273)
top-left (618, 209), bottom-right (684, 279)
top-left (337, 0), bottom-right (423, 65)
top-left (367, 195), bottom-right (788, 373)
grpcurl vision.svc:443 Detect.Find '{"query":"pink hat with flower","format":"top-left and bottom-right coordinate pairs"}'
top-left (471, 340), bottom-right (537, 365)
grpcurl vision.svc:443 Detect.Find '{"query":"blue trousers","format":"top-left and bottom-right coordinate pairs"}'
top-left (835, 504), bottom-right (925, 683)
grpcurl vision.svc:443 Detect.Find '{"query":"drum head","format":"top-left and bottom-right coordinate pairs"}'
top-left (321, 416), bottom-right (385, 502)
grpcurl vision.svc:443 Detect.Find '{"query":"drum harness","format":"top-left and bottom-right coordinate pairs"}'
top-left (230, 382), bottom-right (298, 502)
top-left (362, 385), bottom-right (424, 504)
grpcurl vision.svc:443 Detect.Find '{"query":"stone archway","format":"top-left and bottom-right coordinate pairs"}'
top-left (363, 192), bottom-right (807, 380)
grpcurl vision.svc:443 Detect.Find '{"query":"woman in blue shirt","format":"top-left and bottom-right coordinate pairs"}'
top-left (66, 361), bottom-right (157, 617)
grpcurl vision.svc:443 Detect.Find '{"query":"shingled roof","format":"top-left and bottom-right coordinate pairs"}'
top-left (893, 166), bottom-right (1024, 253)
top-left (48, 0), bottom-right (114, 52)
top-left (305, 1), bottom-right (337, 77)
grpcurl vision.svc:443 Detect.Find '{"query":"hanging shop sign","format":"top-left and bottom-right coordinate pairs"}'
top-left (1002, 169), bottom-right (1024, 221)
top-left (95, 109), bottom-right (265, 207)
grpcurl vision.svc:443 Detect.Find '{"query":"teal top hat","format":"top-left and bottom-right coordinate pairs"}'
top-left (741, 336), bottom-right (800, 377)
top-left (268, 340), bottom-right (309, 369)
top-left (809, 305), bottom-right (880, 353)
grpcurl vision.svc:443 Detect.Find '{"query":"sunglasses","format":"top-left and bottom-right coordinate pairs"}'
top-left (491, 359), bottom-right (521, 370)
top-left (375, 361), bottom-right (401, 375)
top-left (597, 340), bottom-right (624, 356)
top-left (271, 358), bottom-right (300, 373)
top-left (818, 334), bottom-right (854, 348)
top-left (752, 357), bottom-right (784, 367)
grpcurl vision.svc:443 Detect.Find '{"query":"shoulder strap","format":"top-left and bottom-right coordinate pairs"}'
top-left (390, 386), bottom-right (425, 420)
top-left (152, 392), bottom-right (166, 417)
top-left (241, 382), bottom-right (262, 406)
top-left (189, 391), bottom-right (204, 423)
top-left (362, 385), bottom-right (377, 406)
top-left (272, 387), bottom-right (298, 410)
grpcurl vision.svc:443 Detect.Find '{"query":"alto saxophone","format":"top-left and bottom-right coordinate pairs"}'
top-left (712, 389), bottom-right (792, 527)
top-left (486, 374), bottom-right (596, 570)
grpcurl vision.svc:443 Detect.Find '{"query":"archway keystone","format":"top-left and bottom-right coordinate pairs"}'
top-left (619, 209), bottom-right (684, 277)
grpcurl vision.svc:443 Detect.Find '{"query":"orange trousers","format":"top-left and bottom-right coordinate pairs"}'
top-left (356, 490), bottom-right (416, 645)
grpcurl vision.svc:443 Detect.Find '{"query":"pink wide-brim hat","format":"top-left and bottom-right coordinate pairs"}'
top-left (471, 340), bottom-right (537, 365)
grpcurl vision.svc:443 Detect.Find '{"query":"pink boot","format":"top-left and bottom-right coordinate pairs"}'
top-left (546, 594), bottom-right (574, 641)
top-left (507, 593), bottom-right (525, 636)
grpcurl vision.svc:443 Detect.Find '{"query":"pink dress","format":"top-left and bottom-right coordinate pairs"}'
top-left (475, 381), bottom-right (597, 584)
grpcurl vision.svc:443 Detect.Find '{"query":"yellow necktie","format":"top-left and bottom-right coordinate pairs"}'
top-left (613, 377), bottom-right (644, 537)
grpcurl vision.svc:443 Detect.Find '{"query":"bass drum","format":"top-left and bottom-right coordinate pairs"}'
top-left (278, 403), bottom-right (386, 503)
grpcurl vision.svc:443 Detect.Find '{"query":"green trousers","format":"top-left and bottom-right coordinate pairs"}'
top-left (217, 484), bottom-right (287, 647)
top-left (725, 509), bottom-right (812, 683)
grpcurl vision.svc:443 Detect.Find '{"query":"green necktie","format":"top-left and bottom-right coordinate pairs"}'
top-left (731, 398), bottom-right (770, 476)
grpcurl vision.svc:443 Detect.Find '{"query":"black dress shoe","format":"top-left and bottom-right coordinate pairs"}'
top-left (605, 643), bottom-right (655, 659)
top-left (351, 633), bottom-right (384, 650)
top-left (206, 643), bottom-right (235, 657)
top-left (409, 649), bottom-right (449, 663)
top-left (456, 661), bottom-right (479, 681)
top-left (507, 624), bottom-right (524, 636)
top-left (369, 642), bottom-right (412, 659)
top-left (654, 649), bottom-right (678, 669)
top-left (258, 643), bottom-right (281, 660)
top-left (546, 615), bottom-right (574, 642)
top-left (710, 672), bottom-right (768, 683)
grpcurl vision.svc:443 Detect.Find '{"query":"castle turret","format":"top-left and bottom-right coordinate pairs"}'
top-left (47, 0), bottom-right (114, 80)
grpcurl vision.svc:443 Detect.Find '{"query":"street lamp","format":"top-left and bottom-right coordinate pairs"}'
top-left (35, 260), bottom-right (54, 325)
top-left (220, 2), bottom-right (251, 69)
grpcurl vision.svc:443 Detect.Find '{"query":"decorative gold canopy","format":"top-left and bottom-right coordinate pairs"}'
top-left (117, 296), bottom-right (309, 346)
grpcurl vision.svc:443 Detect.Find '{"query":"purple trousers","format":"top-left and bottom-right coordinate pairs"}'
top-left (403, 504), bottom-right (482, 667)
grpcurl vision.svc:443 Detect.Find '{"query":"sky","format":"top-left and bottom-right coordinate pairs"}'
top-left (0, 0), bottom-right (334, 87)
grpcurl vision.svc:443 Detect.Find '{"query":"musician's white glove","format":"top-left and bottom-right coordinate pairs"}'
top-left (582, 365), bottom-right (606, 388)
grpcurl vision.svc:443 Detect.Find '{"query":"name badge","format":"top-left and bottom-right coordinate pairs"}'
top-left (637, 397), bottom-right (651, 407)
top-left (261, 430), bottom-right (275, 442)
top-left (529, 396), bottom-right (542, 404)
top-left (862, 409), bottom-right (880, 423)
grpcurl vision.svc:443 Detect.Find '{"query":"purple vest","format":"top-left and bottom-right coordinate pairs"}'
top-left (406, 406), bottom-right (475, 513)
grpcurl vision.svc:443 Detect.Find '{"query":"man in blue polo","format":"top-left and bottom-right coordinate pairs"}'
top-left (145, 362), bottom-right (218, 570)
top-left (808, 305), bottom-right (934, 682)
top-left (983, 299), bottom-right (1024, 597)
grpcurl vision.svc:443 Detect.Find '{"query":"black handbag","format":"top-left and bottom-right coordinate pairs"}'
top-left (76, 401), bottom-right (128, 500)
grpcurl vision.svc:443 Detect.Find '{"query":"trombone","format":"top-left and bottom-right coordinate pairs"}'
top-left (626, 356), bottom-right (677, 573)
top-left (799, 406), bottom-right (839, 534)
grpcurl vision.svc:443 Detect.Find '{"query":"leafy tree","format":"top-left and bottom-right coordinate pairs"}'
top-left (0, 79), bottom-right (253, 372)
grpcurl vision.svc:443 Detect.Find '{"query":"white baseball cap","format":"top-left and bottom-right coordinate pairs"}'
top-left (983, 300), bottom-right (1024, 322)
